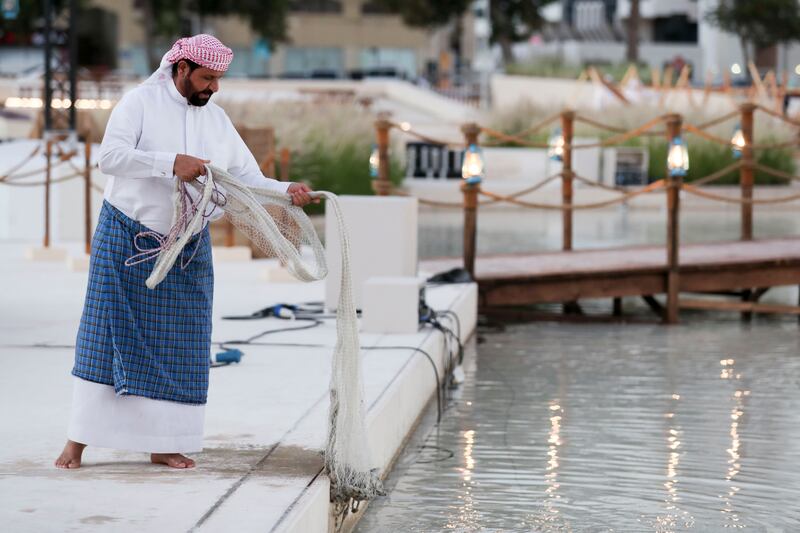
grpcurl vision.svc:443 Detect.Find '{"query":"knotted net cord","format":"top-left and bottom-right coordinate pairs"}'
top-left (145, 165), bottom-right (384, 504)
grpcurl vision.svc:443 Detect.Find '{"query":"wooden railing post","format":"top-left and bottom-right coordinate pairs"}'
top-left (372, 117), bottom-right (392, 196)
top-left (561, 110), bottom-right (575, 251)
top-left (665, 114), bottom-right (683, 324)
top-left (44, 138), bottom-right (52, 248)
top-left (461, 122), bottom-right (481, 279)
top-left (83, 138), bottom-right (92, 255)
top-left (739, 102), bottom-right (756, 241)
top-left (279, 147), bottom-right (291, 182)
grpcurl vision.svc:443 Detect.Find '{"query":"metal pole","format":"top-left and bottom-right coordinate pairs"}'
top-left (561, 110), bottom-right (575, 251)
top-left (43, 0), bottom-right (53, 132)
top-left (84, 139), bottom-right (92, 254)
top-left (44, 139), bottom-right (53, 248)
top-left (461, 123), bottom-right (481, 279)
top-left (665, 114), bottom-right (682, 324)
top-left (372, 118), bottom-right (392, 196)
top-left (68, 0), bottom-right (78, 131)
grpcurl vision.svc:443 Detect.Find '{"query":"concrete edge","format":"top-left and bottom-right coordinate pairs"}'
top-left (273, 283), bottom-right (478, 533)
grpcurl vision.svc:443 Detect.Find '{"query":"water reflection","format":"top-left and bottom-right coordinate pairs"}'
top-left (356, 322), bottom-right (800, 532)
top-left (720, 358), bottom-right (751, 529)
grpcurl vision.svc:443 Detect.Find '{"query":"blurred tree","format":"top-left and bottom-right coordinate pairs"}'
top-left (491, 0), bottom-right (555, 64)
top-left (706, 0), bottom-right (800, 76)
top-left (138, 0), bottom-right (290, 71)
top-left (372, 0), bottom-right (554, 65)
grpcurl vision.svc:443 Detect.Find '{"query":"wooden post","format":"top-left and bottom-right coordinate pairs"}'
top-left (561, 110), bottom-right (575, 251)
top-left (265, 127), bottom-right (276, 177)
top-left (279, 148), bottom-right (291, 182)
top-left (44, 139), bottom-right (52, 248)
top-left (372, 117), bottom-right (392, 196)
top-left (739, 102), bottom-right (755, 241)
top-left (461, 122), bottom-right (481, 279)
top-left (83, 139), bottom-right (92, 255)
top-left (665, 114), bottom-right (682, 324)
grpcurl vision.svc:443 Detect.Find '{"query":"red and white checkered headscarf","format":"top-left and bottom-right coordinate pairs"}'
top-left (143, 34), bottom-right (233, 86)
top-left (165, 34), bottom-right (233, 72)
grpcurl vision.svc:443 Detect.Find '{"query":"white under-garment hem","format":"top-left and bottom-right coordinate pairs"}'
top-left (67, 376), bottom-right (205, 453)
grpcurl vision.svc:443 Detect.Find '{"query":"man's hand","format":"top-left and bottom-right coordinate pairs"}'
top-left (287, 182), bottom-right (319, 207)
top-left (173, 154), bottom-right (210, 182)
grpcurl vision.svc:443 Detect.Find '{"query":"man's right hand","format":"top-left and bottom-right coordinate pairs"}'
top-left (173, 154), bottom-right (211, 182)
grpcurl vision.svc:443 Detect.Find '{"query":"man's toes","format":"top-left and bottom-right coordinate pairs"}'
top-left (168, 456), bottom-right (186, 468)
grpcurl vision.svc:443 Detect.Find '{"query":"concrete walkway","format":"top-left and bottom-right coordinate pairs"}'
top-left (0, 242), bottom-right (476, 532)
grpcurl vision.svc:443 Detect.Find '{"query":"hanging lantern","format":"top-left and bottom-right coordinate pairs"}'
top-left (730, 123), bottom-right (745, 159)
top-left (548, 127), bottom-right (564, 162)
top-left (461, 144), bottom-right (484, 184)
top-left (667, 136), bottom-right (689, 177)
top-left (369, 143), bottom-right (380, 178)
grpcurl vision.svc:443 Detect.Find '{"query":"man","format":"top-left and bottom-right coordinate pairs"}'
top-left (55, 34), bottom-right (315, 469)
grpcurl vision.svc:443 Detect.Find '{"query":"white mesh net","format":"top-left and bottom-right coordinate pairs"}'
top-left (146, 165), bottom-right (384, 503)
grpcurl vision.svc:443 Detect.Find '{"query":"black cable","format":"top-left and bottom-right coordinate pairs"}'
top-left (214, 339), bottom-right (445, 423)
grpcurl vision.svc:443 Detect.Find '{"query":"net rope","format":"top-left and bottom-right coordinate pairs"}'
top-left (145, 165), bottom-right (384, 504)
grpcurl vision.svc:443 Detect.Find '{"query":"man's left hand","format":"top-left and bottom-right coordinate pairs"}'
top-left (287, 182), bottom-right (319, 207)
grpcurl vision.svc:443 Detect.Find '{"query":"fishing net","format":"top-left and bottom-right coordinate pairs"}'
top-left (146, 165), bottom-right (384, 504)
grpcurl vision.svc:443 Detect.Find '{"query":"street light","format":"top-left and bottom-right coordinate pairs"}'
top-left (548, 127), bottom-right (565, 162)
top-left (462, 144), bottom-right (484, 184)
top-left (731, 123), bottom-right (745, 159)
top-left (667, 136), bottom-right (689, 177)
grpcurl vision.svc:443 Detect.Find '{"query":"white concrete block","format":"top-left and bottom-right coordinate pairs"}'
top-left (212, 245), bottom-right (252, 261)
top-left (361, 276), bottom-right (425, 334)
top-left (66, 253), bottom-right (90, 272)
top-left (325, 196), bottom-right (418, 310)
top-left (25, 246), bottom-right (67, 261)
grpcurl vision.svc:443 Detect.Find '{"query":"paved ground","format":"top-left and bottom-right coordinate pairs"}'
top-left (0, 242), bottom-right (475, 532)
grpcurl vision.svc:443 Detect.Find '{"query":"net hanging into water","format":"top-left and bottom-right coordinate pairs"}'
top-left (145, 165), bottom-right (384, 504)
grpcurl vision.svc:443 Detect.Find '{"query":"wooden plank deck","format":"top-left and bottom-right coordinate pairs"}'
top-left (420, 238), bottom-right (800, 308)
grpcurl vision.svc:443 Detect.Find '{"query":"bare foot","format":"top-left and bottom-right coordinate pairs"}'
top-left (150, 453), bottom-right (196, 469)
top-left (55, 440), bottom-right (86, 469)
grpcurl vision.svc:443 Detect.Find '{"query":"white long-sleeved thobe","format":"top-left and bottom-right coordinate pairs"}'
top-left (99, 77), bottom-right (290, 234)
top-left (68, 79), bottom-right (285, 454)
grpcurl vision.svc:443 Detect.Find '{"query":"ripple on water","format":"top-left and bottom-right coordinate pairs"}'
top-left (356, 320), bottom-right (800, 532)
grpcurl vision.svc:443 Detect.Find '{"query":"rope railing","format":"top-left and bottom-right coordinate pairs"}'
top-left (686, 160), bottom-right (743, 186)
top-left (477, 179), bottom-right (667, 210)
top-left (0, 144), bottom-right (42, 181)
top-left (681, 182), bottom-right (800, 205)
top-left (0, 171), bottom-right (84, 187)
top-left (387, 121), bottom-right (463, 148)
top-left (568, 115), bottom-right (668, 150)
top-left (751, 162), bottom-right (800, 182)
top-left (478, 126), bottom-right (551, 148)
top-left (571, 173), bottom-right (636, 192)
top-left (754, 103), bottom-right (800, 127)
top-left (393, 172), bottom-right (565, 208)
top-left (481, 111), bottom-right (562, 146)
top-left (691, 110), bottom-right (741, 131)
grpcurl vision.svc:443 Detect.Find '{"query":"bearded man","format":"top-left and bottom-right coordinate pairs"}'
top-left (55, 34), bottom-right (314, 469)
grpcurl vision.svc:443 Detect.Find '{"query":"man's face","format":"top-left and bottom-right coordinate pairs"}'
top-left (178, 61), bottom-right (224, 106)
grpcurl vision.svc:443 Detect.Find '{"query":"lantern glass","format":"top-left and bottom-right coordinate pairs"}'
top-left (731, 124), bottom-right (745, 158)
top-left (369, 144), bottom-right (379, 178)
top-left (667, 136), bottom-right (689, 177)
top-left (462, 144), bottom-right (484, 184)
top-left (548, 127), bottom-right (564, 162)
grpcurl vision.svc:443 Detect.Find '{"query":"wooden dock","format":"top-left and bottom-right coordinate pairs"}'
top-left (420, 237), bottom-right (800, 320)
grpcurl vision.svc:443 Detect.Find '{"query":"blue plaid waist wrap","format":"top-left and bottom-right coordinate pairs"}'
top-left (73, 201), bottom-right (213, 405)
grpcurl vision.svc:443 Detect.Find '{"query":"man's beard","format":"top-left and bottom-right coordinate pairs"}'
top-left (182, 78), bottom-right (212, 106)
